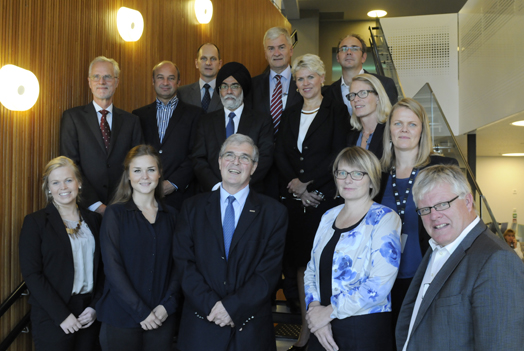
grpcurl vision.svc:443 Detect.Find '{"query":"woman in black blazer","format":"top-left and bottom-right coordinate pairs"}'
top-left (19, 156), bottom-right (103, 351)
top-left (275, 54), bottom-right (349, 350)
top-left (346, 73), bottom-right (393, 160)
top-left (374, 98), bottom-right (458, 330)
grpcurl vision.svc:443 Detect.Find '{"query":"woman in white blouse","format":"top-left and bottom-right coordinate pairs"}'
top-left (19, 156), bottom-right (103, 351)
top-left (304, 146), bottom-right (401, 351)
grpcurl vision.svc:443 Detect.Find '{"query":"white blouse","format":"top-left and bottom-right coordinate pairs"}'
top-left (297, 108), bottom-right (319, 152)
top-left (64, 219), bottom-right (95, 295)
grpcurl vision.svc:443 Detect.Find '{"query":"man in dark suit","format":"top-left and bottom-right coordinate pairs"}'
top-left (396, 165), bottom-right (524, 351)
top-left (132, 61), bottom-right (203, 210)
top-left (192, 62), bottom-right (273, 193)
top-left (177, 43), bottom-right (223, 113)
top-left (60, 56), bottom-right (142, 214)
top-left (326, 34), bottom-right (398, 114)
top-left (175, 134), bottom-right (288, 351)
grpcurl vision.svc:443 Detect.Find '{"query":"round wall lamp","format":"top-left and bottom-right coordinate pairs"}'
top-left (195, 0), bottom-right (213, 24)
top-left (367, 10), bottom-right (387, 18)
top-left (0, 65), bottom-right (40, 111)
top-left (511, 120), bottom-right (524, 126)
top-left (117, 7), bottom-right (144, 42)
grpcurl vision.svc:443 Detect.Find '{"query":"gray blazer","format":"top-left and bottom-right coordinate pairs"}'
top-left (177, 81), bottom-right (223, 113)
top-left (396, 220), bottom-right (524, 351)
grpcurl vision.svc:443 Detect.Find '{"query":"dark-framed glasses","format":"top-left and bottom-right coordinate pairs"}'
top-left (338, 46), bottom-right (362, 53)
top-left (90, 74), bottom-right (117, 82)
top-left (347, 90), bottom-right (377, 101)
top-left (334, 170), bottom-right (368, 181)
top-left (218, 83), bottom-right (241, 91)
top-left (221, 152), bottom-right (253, 164)
top-left (416, 196), bottom-right (460, 216)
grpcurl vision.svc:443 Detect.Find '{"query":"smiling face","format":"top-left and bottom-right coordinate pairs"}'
top-left (350, 80), bottom-right (379, 120)
top-left (128, 155), bottom-right (160, 196)
top-left (335, 162), bottom-right (371, 203)
top-left (336, 36), bottom-right (367, 70)
top-left (390, 107), bottom-right (423, 153)
top-left (264, 35), bottom-right (293, 74)
top-left (295, 68), bottom-right (324, 101)
top-left (153, 63), bottom-right (179, 104)
top-left (196, 44), bottom-right (222, 81)
top-left (417, 182), bottom-right (475, 247)
top-left (88, 61), bottom-right (119, 105)
top-left (48, 166), bottom-right (81, 207)
top-left (218, 142), bottom-right (258, 194)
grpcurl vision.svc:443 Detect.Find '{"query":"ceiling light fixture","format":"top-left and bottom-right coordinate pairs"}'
top-left (0, 64), bottom-right (40, 111)
top-left (511, 120), bottom-right (524, 126)
top-left (117, 7), bottom-right (144, 42)
top-left (502, 153), bottom-right (524, 157)
top-left (367, 10), bottom-right (387, 18)
top-left (195, 0), bottom-right (213, 24)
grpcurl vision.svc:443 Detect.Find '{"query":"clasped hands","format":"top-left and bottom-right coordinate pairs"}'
top-left (207, 301), bottom-right (234, 328)
top-left (60, 307), bottom-right (96, 334)
top-left (306, 302), bottom-right (339, 351)
top-left (140, 305), bottom-right (168, 330)
top-left (287, 179), bottom-right (322, 207)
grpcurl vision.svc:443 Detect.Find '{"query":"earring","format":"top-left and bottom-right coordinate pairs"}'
top-left (79, 186), bottom-right (82, 189)
top-left (296, 88), bottom-right (299, 92)
top-left (48, 190), bottom-right (51, 194)
top-left (322, 83), bottom-right (324, 87)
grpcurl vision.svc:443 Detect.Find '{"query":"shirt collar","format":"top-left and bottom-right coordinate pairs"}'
top-left (270, 65), bottom-right (292, 81)
top-left (156, 95), bottom-right (178, 109)
top-left (200, 78), bottom-right (216, 90)
top-left (92, 101), bottom-right (113, 114)
top-left (429, 216), bottom-right (480, 255)
top-left (224, 103), bottom-right (244, 117)
top-left (220, 184), bottom-right (250, 205)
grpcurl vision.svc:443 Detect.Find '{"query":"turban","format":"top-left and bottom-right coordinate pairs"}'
top-left (216, 62), bottom-right (252, 96)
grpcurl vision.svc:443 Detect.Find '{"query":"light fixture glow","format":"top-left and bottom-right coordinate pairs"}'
top-left (195, 0), bottom-right (213, 24)
top-left (0, 65), bottom-right (40, 111)
top-left (502, 153), bottom-right (524, 156)
top-left (117, 7), bottom-right (144, 42)
top-left (511, 120), bottom-right (524, 126)
top-left (367, 10), bottom-right (387, 18)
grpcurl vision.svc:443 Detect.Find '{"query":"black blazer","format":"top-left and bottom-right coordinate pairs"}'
top-left (177, 81), bottom-right (223, 113)
top-left (60, 103), bottom-right (143, 207)
top-left (375, 155), bottom-right (459, 255)
top-left (347, 122), bottom-right (386, 160)
top-left (326, 71), bottom-right (399, 107)
top-left (191, 107), bottom-right (274, 193)
top-left (274, 96), bottom-right (350, 198)
top-left (174, 189), bottom-right (288, 351)
top-left (133, 100), bottom-right (204, 209)
top-left (19, 204), bottom-right (103, 326)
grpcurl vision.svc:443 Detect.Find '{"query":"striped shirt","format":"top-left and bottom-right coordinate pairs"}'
top-left (156, 96), bottom-right (178, 143)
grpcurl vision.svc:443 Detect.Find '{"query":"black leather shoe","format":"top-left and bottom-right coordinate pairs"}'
top-left (288, 341), bottom-right (308, 350)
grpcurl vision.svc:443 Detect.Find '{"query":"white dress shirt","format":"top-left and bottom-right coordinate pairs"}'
top-left (269, 66), bottom-right (292, 109)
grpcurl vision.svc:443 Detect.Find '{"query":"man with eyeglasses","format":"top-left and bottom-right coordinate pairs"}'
top-left (192, 62), bottom-right (273, 193)
top-left (60, 56), bottom-right (142, 215)
top-left (396, 164), bottom-right (524, 351)
top-left (326, 34), bottom-right (398, 114)
top-left (132, 61), bottom-right (204, 210)
top-left (178, 43), bottom-right (223, 113)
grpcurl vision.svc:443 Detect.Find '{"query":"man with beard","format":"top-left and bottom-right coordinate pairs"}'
top-left (191, 62), bottom-right (273, 193)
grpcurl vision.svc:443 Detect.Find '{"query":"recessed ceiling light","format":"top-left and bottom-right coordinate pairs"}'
top-left (367, 10), bottom-right (387, 18)
top-left (511, 120), bottom-right (524, 126)
top-left (502, 153), bottom-right (524, 156)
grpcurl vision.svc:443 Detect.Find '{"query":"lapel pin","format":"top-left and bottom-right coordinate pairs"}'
top-left (249, 210), bottom-right (255, 212)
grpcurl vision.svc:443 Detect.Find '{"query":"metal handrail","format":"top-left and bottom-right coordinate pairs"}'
top-left (368, 26), bottom-right (385, 76)
top-left (0, 281), bottom-right (27, 318)
top-left (291, 29), bottom-right (298, 48)
top-left (0, 311), bottom-right (31, 351)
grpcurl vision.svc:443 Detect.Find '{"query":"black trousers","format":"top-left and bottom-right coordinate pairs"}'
top-left (31, 293), bottom-right (100, 351)
top-left (99, 314), bottom-right (175, 351)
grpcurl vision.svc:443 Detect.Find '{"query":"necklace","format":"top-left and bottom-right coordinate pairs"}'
top-left (64, 215), bottom-right (83, 236)
top-left (301, 107), bottom-right (320, 115)
top-left (391, 167), bottom-right (418, 224)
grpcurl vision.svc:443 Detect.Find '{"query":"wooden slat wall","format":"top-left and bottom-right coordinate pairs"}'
top-left (0, 0), bottom-right (290, 349)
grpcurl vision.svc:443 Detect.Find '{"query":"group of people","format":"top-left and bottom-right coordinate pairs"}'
top-left (18, 25), bottom-right (524, 351)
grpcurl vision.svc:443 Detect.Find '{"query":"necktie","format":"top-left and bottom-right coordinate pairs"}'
top-left (226, 112), bottom-right (235, 138)
top-left (100, 110), bottom-right (111, 150)
top-left (270, 75), bottom-right (283, 134)
top-left (202, 83), bottom-right (211, 112)
top-left (223, 196), bottom-right (236, 259)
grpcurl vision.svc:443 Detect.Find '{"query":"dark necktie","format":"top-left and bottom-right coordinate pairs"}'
top-left (202, 83), bottom-right (211, 112)
top-left (99, 110), bottom-right (111, 150)
top-left (223, 196), bottom-right (236, 259)
top-left (270, 75), bottom-right (283, 134)
top-left (226, 112), bottom-right (235, 138)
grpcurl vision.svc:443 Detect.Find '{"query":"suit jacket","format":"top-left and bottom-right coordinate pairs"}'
top-left (60, 103), bottom-right (143, 207)
top-left (274, 96), bottom-right (349, 198)
top-left (174, 189), bottom-right (288, 351)
top-left (178, 81), bottom-right (223, 112)
top-left (191, 107), bottom-right (274, 193)
top-left (326, 70), bottom-right (399, 107)
top-left (347, 122), bottom-right (386, 160)
top-left (132, 100), bottom-right (203, 209)
top-left (395, 220), bottom-right (524, 351)
top-left (19, 204), bottom-right (103, 326)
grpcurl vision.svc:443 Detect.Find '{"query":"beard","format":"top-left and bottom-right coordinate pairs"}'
top-left (221, 91), bottom-right (244, 111)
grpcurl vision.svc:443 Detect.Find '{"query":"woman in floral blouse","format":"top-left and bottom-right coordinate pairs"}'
top-left (304, 146), bottom-right (401, 351)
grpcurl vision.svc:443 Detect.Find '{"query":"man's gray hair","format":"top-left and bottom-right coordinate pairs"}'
top-left (263, 27), bottom-right (292, 47)
top-left (89, 56), bottom-right (120, 78)
top-left (219, 134), bottom-right (259, 162)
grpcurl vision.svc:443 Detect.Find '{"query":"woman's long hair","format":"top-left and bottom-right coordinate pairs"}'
top-left (111, 145), bottom-right (164, 205)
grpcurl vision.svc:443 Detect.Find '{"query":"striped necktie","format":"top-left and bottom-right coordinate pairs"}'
top-left (270, 75), bottom-right (283, 134)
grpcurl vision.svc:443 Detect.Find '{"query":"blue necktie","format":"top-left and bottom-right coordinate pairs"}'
top-left (223, 196), bottom-right (236, 259)
top-left (201, 83), bottom-right (211, 112)
top-left (226, 112), bottom-right (235, 138)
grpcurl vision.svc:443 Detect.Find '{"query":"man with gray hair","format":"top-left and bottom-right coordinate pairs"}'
top-left (396, 164), bottom-right (524, 351)
top-left (192, 62), bottom-right (273, 193)
top-left (175, 134), bottom-right (287, 351)
top-left (60, 56), bottom-right (142, 214)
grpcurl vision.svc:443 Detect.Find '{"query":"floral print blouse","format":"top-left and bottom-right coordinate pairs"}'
top-left (304, 202), bottom-right (402, 319)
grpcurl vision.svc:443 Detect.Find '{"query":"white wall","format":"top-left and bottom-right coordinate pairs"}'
top-left (289, 10), bottom-right (320, 58)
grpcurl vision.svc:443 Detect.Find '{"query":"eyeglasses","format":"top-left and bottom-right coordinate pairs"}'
top-left (218, 83), bottom-right (241, 91)
top-left (90, 74), bottom-right (117, 82)
top-left (347, 90), bottom-right (377, 101)
top-left (221, 152), bottom-right (254, 164)
top-left (415, 196), bottom-right (460, 216)
top-left (338, 46), bottom-right (362, 53)
top-left (334, 170), bottom-right (368, 181)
